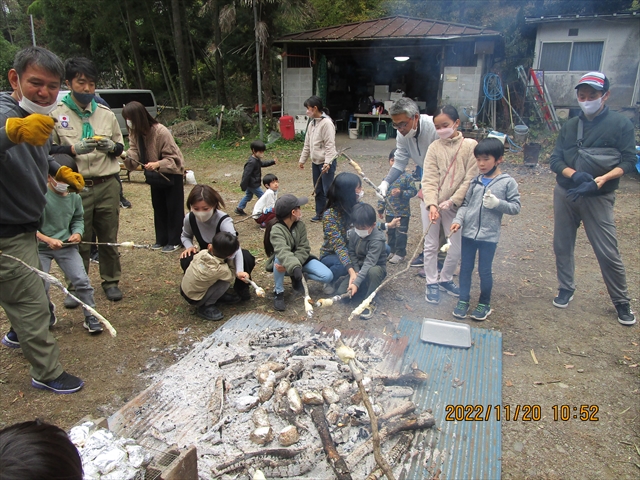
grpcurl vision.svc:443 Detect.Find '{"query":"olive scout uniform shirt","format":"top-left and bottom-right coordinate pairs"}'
top-left (50, 100), bottom-right (124, 289)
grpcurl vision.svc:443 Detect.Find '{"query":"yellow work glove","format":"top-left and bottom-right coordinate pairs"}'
top-left (55, 166), bottom-right (85, 193)
top-left (5, 114), bottom-right (55, 146)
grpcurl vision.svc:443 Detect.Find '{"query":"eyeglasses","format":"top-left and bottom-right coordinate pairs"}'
top-left (392, 119), bottom-right (414, 130)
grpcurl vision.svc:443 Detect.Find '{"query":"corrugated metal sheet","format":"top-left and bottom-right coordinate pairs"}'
top-left (397, 317), bottom-right (502, 480)
top-left (277, 15), bottom-right (500, 43)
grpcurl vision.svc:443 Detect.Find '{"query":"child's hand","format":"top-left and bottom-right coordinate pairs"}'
top-left (482, 190), bottom-right (500, 209)
top-left (321, 163), bottom-right (331, 174)
top-left (450, 223), bottom-right (461, 233)
top-left (48, 238), bottom-right (63, 250)
top-left (274, 262), bottom-right (286, 273)
top-left (428, 205), bottom-right (440, 222)
top-left (180, 246), bottom-right (197, 258)
top-left (388, 217), bottom-right (401, 229)
top-left (391, 188), bottom-right (401, 197)
top-left (236, 272), bottom-right (250, 282)
top-left (273, 156), bottom-right (278, 164)
top-left (299, 162), bottom-right (305, 169)
top-left (68, 233), bottom-right (82, 243)
top-left (347, 284), bottom-right (358, 297)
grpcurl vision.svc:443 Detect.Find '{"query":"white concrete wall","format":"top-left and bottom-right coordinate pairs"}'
top-left (440, 60), bottom-right (482, 120)
top-left (532, 18), bottom-right (640, 108)
top-left (283, 67), bottom-right (313, 117)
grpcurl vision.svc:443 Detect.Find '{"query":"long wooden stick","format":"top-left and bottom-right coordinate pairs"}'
top-left (308, 404), bottom-right (353, 480)
top-left (300, 276), bottom-right (313, 318)
top-left (341, 151), bottom-right (399, 218)
top-left (128, 157), bottom-right (171, 182)
top-left (58, 241), bottom-right (150, 249)
top-left (0, 251), bottom-right (117, 337)
top-left (348, 220), bottom-right (434, 321)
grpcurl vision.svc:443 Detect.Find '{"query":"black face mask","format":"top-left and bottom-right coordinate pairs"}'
top-left (72, 90), bottom-right (95, 106)
top-left (483, 164), bottom-right (498, 177)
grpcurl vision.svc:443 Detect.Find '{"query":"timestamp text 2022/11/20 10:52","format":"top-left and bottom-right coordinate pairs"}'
top-left (444, 404), bottom-right (600, 422)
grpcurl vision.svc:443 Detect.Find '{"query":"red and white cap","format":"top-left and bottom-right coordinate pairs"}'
top-left (575, 72), bottom-right (608, 91)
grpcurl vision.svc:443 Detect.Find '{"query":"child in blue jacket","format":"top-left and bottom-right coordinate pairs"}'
top-left (450, 138), bottom-right (521, 321)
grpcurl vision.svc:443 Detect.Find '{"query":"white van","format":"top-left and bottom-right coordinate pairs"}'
top-left (55, 89), bottom-right (158, 136)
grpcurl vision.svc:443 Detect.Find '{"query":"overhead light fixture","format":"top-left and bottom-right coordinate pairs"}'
top-left (394, 56), bottom-right (410, 62)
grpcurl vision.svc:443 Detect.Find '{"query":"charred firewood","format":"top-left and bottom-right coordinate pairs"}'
top-left (374, 368), bottom-right (428, 386)
top-left (307, 404), bottom-right (353, 480)
top-left (249, 328), bottom-right (304, 348)
top-left (208, 376), bottom-right (225, 427)
top-left (365, 432), bottom-right (414, 480)
top-left (347, 412), bottom-right (436, 470)
top-left (378, 401), bottom-right (416, 423)
top-left (211, 447), bottom-right (306, 476)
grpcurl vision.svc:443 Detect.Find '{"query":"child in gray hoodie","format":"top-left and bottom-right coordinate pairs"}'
top-left (450, 138), bottom-right (521, 321)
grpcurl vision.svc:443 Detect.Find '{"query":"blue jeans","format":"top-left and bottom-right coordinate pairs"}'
top-left (273, 258), bottom-right (333, 294)
top-left (238, 186), bottom-right (264, 210)
top-left (312, 160), bottom-right (337, 217)
top-left (459, 236), bottom-right (497, 305)
top-left (320, 254), bottom-right (349, 283)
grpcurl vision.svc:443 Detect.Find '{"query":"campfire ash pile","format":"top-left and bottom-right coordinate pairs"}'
top-left (136, 326), bottom-right (436, 479)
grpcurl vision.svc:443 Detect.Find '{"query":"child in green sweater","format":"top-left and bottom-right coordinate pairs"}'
top-left (36, 155), bottom-right (101, 334)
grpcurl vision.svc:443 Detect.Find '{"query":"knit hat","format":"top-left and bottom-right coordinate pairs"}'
top-left (575, 72), bottom-right (609, 92)
top-left (275, 194), bottom-right (308, 218)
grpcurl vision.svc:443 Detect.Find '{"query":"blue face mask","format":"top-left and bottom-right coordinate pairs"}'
top-left (72, 90), bottom-right (95, 106)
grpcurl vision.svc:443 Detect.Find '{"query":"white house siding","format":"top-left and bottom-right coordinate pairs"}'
top-left (532, 18), bottom-right (640, 109)
top-left (283, 67), bottom-right (313, 116)
top-left (440, 55), bottom-right (484, 120)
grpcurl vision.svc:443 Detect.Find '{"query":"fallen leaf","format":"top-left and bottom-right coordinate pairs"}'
top-left (504, 352), bottom-right (516, 356)
top-left (404, 304), bottom-right (413, 311)
top-left (623, 356), bottom-right (632, 361)
top-left (506, 380), bottom-right (513, 387)
top-left (533, 381), bottom-right (544, 385)
top-left (18, 391), bottom-right (24, 398)
top-left (564, 365), bottom-right (574, 369)
top-left (630, 364), bottom-right (638, 368)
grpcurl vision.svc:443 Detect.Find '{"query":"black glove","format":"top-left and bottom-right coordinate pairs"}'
top-left (566, 180), bottom-right (598, 201)
top-left (571, 171), bottom-right (594, 186)
top-left (292, 267), bottom-right (303, 282)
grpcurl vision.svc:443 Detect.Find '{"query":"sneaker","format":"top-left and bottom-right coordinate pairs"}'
top-left (410, 253), bottom-right (424, 267)
top-left (439, 281), bottom-right (460, 297)
top-left (615, 303), bottom-right (636, 326)
top-left (150, 244), bottom-right (163, 250)
top-left (417, 268), bottom-right (426, 279)
top-left (453, 300), bottom-right (470, 319)
top-left (310, 216), bottom-right (322, 223)
top-left (360, 302), bottom-right (376, 320)
top-left (425, 284), bottom-right (440, 304)
top-left (119, 198), bottom-right (132, 208)
top-left (217, 291), bottom-right (241, 305)
top-left (197, 305), bottom-right (224, 321)
top-left (161, 244), bottom-right (180, 253)
top-left (83, 315), bottom-right (104, 334)
top-left (64, 295), bottom-right (80, 309)
top-left (89, 251), bottom-right (99, 263)
top-left (388, 254), bottom-right (405, 265)
top-left (322, 282), bottom-right (336, 296)
top-left (2, 330), bottom-right (20, 348)
top-left (470, 303), bottom-right (492, 321)
top-left (274, 292), bottom-right (286, 311)
top-left (31, 371), bottom-right (84, 394)
top-left (235, 208), bottom-right (247, 216)
top-left (49, 302), bottom-right (57, 327)
top-left (104, 286), bottom-right (123, 302)
top-left (553, 288), bottom-right (574, 308)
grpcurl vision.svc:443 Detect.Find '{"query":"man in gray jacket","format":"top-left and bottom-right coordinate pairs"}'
top-left (378, 98), bottom-right (438, 268)
top-left (0, 46), bottom-right (85, 393)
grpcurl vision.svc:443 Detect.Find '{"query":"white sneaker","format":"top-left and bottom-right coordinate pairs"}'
top-left (322, 283), bottom-right (336, 295)
top-left (388, 254), bottom-right (405, 264)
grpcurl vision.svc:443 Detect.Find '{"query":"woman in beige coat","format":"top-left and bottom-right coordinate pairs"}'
top-left (421, 105), bottom-right (478, 304)
top-left (122, 101), bottom-right (185, 252)
top-left (298, 95), bottom-right (338, 221)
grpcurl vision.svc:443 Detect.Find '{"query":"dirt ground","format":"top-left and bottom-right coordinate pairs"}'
top-left (1, 133), bottom-right (638, 479)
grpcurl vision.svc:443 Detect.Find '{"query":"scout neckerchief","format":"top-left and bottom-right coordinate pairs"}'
top-left (61, 93), bottom-right (97, 139)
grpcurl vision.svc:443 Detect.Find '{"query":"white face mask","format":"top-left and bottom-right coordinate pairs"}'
top-left (436, 127), bottom-right (455, 140)
top-left (17, 76), bottom-right (58, 115)
top-left (354, 227), bottom-right (370, 238)
top-left (192, 209), bottom-right (214, 222)
top-left (578, 97), bottom-right (603, 116)
top-left (403, 124), bottom-right (417, 139)
top-left (126, 119), bottom-right (133, 129)
top-left (357, 190), bottom-right (364, 200)
top-left (51, 179), bottom-right (68, 193)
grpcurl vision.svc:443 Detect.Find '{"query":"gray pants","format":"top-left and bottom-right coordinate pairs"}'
top-left (553, 184), bottom-right (630, 304)
top-left (39, 245), bottom-right (95, 317)
top-left (184, 281), bottom-right (230, 308)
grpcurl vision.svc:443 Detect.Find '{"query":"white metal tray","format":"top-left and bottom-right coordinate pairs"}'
top-left (420, 318), bottom-right (471, 348)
